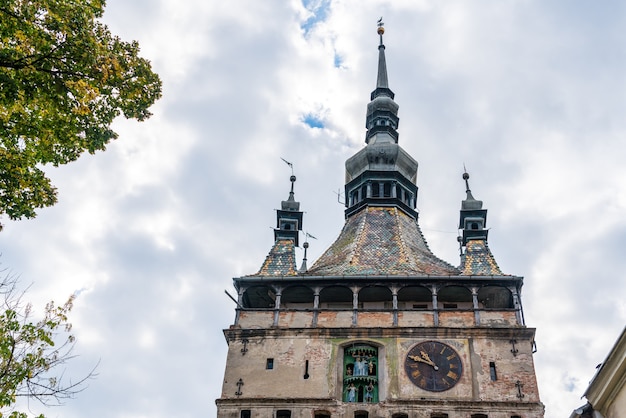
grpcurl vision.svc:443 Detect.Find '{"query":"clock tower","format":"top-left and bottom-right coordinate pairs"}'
top-left (216, 22), bottom-right (544, 418)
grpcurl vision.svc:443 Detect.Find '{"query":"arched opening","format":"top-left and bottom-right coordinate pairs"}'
top-left (344, 343), bottom-right (379, 404)
top-left (281, 285), bottom-right (314, 309)
top-left (242, 285), bottom-right (275, 309)
top-left (438, 285), bottom-right (472, 310)
top-left (398, 285), bottom-right (431, 309)
top-left (319, 286), bottom-right (353, 309)
top-left (359, 286), bottom-right (392, 309)
top-left (478, 286), bottom-right (513, 309)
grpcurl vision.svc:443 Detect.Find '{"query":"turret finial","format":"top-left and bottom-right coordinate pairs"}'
top-left (462, 167), bottom-right (475, 201)
top-left (377, 17), bottom-right (385, 44)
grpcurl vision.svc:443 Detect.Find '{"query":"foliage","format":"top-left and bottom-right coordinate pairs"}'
top-left (0, 271), bottom-right (90, 418)
top-left (0, 0), bottom-right (162, 221)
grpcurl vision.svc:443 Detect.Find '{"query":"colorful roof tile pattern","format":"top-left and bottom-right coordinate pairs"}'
top-left (307, 206), bottom-right (460, 276)
top-left (460, 239), bottom-right (503, 276)
top-left (255, 238), bottom-right (298, 277)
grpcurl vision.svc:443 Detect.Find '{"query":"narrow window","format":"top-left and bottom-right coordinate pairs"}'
top-left (383, 183), bottom-right (391, 197)
top-left (240, 410), bottom-right (251, 418)
top-left (372, 182), bottom-right (380, 197)
top-left (443, 303), bottom-right (457, 309)
top-left (314, 412), bottom-right (331, 418)
top-left (471, 414), bottom-right (488, 418)
top-left (489, 362), bottom-right (497, 381)
top-left (276, 410), bottom-right (291, 418)
top-left (431, 414), bottom-right (449, 418)
top-left (304, 359), bottom-right (310, 379)
top-left (354, 412), bottom-right (368, 418)
top-left (413, 304), bottom-right (428, 309)
top-left (266, 358), bottom-right (274, 370)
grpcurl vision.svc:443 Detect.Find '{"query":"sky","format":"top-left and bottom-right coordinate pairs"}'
top-left (1, 0), bottom-right (625, 417)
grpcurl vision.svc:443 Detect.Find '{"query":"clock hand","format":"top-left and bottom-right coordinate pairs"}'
top-left (408, 354), bottom-right (439, 371)
top-left (419, 350), bottom-right (440, 371)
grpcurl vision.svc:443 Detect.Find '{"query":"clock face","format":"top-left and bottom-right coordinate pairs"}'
top-left (404, 341), bottom-right (463, 392)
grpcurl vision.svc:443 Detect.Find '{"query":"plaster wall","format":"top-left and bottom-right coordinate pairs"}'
top-left (606, 386), bottom-right (626, 418)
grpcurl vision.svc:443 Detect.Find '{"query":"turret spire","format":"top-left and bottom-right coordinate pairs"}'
top-left (458, 170), bottom-right (502, 275)
top-left (274, 165), bottom-right (303, 246)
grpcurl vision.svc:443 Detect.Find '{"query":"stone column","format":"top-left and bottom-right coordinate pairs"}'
top-left (352, 286), bottom-right (359, 326)
top-left (273, 288), bottom-right (282, 327)
top-left (471, 287), bottom-right (480, 325)
top-left (312, 288), bottom-right (320, 327)
top-left (392, 287), bottom-right (398, 326)
top-left (511, 287), bottom-right (524, 325)
top-left (235, 287), bottom-right (245, 326)
top-left (431, 286), bottom-right (439, 327)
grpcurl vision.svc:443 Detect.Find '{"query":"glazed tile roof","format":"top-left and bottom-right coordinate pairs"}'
top-left (306, 206), bottom-right (460, 276)
top-left (254, 239), bottom-right (298, 277)
top-left (460, 239), bottom-right (502, 276)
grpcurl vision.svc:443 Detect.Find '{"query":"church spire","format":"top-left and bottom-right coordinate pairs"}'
top-left (343, 20), bottom-right (418, 219)
top-left (365, 18), bottom-right (400, 145)
top-left (372, 19), bottom-right (393, 99)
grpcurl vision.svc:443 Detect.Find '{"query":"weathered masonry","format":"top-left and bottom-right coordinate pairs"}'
top-left (216, 22), bottom-right (544, 418)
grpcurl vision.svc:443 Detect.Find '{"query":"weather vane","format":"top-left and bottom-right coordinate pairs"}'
top-left (280, 157), bottom-right (294, 175)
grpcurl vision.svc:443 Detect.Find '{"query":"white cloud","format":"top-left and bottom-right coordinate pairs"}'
top-left (1, 1), bottom-right (625, 417)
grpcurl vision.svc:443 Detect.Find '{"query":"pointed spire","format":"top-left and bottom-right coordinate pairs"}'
top-left (365, 19), bottom-right (399, 144)
top-left (461, 170), bottom-right (482, 210)
top-left (373, 18), bottom-right (391, 97)
top-left (298, 241), bottom-right (309, 273)
top-left (299, 232), bottom-right (317, 273)
top-left (343, 20), bottom-right (418, 220)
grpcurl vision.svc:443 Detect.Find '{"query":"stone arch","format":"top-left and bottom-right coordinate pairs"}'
top-left (438, 285), bottom-right (472, 309)
top-left (359, 285), bottom-right (392, 308)
top-left (398, 285), bottom-right (431, 309)
top-left (241, 285), bottom-right (276, 309)
top-left (319, 285), bottom-right (353, 309)
top-left (281, 285), bottom-right (314, 309)
top-left (478, 285), bottom-right (513, 309)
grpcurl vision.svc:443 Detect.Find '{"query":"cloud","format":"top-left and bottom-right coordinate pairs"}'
top-left (1, 1), bottom-right (625, 417)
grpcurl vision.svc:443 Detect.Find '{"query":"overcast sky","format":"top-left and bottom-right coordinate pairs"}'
top-left (1, 1), bottom-right (625, 417)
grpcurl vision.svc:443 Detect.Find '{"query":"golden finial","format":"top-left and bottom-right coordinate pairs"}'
top-left (377, 17), bottom-right (385, 35)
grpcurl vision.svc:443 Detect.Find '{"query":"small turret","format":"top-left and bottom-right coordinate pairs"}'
top-left (255, 169), bottom-right (304, 277)
top-left (459, 171), bottom-right (488, 246)
top-left (458, 170), bottom-right (502, 275)
top-left (274, 173), bottom-right (303, 246)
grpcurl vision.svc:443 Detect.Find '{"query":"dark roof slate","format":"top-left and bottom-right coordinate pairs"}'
top-left (306, 206), bottom-right (460, 276)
